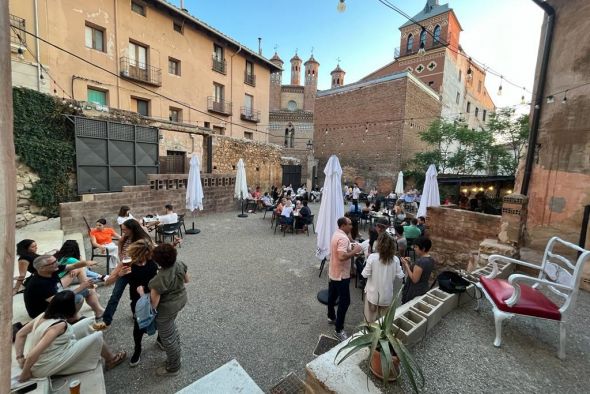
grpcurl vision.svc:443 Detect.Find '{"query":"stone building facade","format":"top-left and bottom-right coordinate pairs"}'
top-left (15, 159), bottom-right (48, 228)
top-left (313, 72), bottom-right (441, 192)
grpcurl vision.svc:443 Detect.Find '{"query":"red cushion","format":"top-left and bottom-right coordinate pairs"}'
top-left (480, 276), bottom-right (561, 321)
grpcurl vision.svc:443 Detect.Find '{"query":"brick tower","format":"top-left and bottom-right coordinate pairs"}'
top-left (330, 63), bottom-right (345, 88)
top-left (269, 52), bottom-right (283, 111)
top-left (303, 54), bottom-right (319, 112)
top-left (290, 52), bottom-right (302, 85)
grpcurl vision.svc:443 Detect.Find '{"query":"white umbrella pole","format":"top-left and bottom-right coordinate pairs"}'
top-left (185, 211), bottom-right (201, 234)
top-left (238, 191), bottom-right (248, 218)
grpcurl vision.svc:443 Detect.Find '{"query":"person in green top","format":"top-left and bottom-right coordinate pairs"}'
top-left (137, 243), bottom-right (188, 377)
top-left (403, 218), bottom-right (422, 240)
top-left (54, 240), bottom-right (106, 282)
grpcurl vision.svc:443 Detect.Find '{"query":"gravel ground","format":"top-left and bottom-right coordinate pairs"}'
top-left (99, 207), bottom-right (365, 393)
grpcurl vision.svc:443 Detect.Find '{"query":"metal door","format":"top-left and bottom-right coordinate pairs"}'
top-left (282, 165), bottom-right (301, 187)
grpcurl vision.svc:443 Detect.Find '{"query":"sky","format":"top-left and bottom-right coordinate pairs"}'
top-left (176, 0), bottom-right (545, 110)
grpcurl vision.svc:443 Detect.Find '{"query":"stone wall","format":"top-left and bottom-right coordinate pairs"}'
top-left (426, 206), bottom-right (501, 271)
top-left (212, 135), bottom-right (283, 190)
top-left (15, 159), bottom-right (48, 228)
top-left (59, 173), bottom-right (235, 235)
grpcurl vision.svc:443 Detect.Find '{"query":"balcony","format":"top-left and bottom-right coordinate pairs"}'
top-left (244, 71), bottom-right (256, 87)
top-left (120, 57), bottom-right (162, 87)
top-left (240, 107), bottom-right (260, 123)
top-left (10, 14), bottom-right (26, 46)
top-left (207, 97), bottom-right (232, 116)
top-left (212, 57), bottom-right (226, 74)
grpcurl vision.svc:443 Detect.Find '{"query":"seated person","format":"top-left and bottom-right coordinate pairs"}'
top-left (281, 200), bottom-right (294, 225)
top-left (401, 237), bottom-right (435, 304)
top-left (13, 239), bottom-right (40, 295)
top-left (261, 192), bottom-right (273, 208)
top-left (158, 204), bottom-right (179, 225)
top-left (393, 204), bottom-right (406, 223)
top-left (387, 191), bottom-right (397, 199)
top-left (116, 205), bottom-right (134, 227)
top-left (294, 200), bottom-right (302, 213)
top-left (403, 218), bottom-right (422, 240)
top-left (54, 240), bottom-right (106, 282)
top-left (349, 202), bottom-right (362, 214)
top-left (394, 224), bottom-right (407, 256)
top-left (24, 255), bottom-right (104, 319)
top-left (90, 218), bottom-right (121, 270)
top-left (296, 200), bottom-right (312, 230)
top-left (14, 291), bottom-right (126, 382)
top-left (417, 216), bottom-right (426, 235)
top-left (275, 198), bottom-right (286, 215)
top-left (253, 186), bottom-right (262, 200)
top-left (362, 201), bottom-right (372, 214)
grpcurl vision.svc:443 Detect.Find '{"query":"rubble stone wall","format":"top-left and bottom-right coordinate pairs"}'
top-left (16, 159), bottom-right (48, 228)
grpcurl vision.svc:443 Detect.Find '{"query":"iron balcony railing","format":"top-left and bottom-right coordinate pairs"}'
top-left (244, 71), bottom-right (256, 86)
top-left (212, 56), bottom-right (226, 74)
top-left (207, 97), bottom-right (232, 115)
top-left (240, 107), bottom-right (260, 123)
top-left (120, 56), bottom-right (162, 86)
top-left (10, 14), bottom-right (26, 46)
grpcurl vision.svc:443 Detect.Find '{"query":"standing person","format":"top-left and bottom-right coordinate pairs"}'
top-left (138, 244), bottom-right (189, 376)
top-left (352, 183), bottom-right (361, 211)
top-left (104, 239), bottom-right (157, 367)
top-left (13, 239), bottom-right (40, 295)
top-left (401, 237), bottom-right (436, 304)
top-left (416, 216), bottom-right (426, 235)
top-left (92, 220), bottom-right (152, 331)
top-left (361, 232), bottom-right (405, 322)
top-left (90, 218), bottom-right (121, 270)
top-left (327, 217), bottom-right (362, 341)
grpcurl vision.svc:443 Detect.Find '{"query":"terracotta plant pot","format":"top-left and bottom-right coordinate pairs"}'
top-left (369, 349), bottom-right (400, 382)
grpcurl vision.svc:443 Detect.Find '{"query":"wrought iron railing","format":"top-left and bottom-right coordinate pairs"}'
top-left (212, 57), bottom-right (226, 74)
top-left (10, 14), bottom-right (26, 46)
top-left (120, 56), bottom-right (162, 86)
top-left (240, 107), bottom-right (260, 123)
top-left (244, 71), bottom-right (256, 86)
top-left (207, 97), bottom-right (232, 115)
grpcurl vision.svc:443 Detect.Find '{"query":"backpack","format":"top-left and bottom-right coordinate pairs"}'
top-left (432, 271), bottom-right (471, 294)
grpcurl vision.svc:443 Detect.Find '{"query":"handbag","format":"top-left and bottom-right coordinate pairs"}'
top-left (432, 271), bottom-right (471, 294)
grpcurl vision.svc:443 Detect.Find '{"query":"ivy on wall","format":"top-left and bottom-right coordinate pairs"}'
top-left (12, 87), bottom-right (77, 217)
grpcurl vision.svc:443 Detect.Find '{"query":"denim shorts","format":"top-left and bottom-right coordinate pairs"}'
top-left (74, 288), bottom-right (90, 304)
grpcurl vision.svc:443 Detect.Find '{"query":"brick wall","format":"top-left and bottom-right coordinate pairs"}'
top-left (59, 174), bottom-right (235, 234)
top-left (426, 206), bottom-right (501, 270)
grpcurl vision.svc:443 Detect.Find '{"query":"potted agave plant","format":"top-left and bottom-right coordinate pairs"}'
top-left (334, 291), bottom-right (424, 392)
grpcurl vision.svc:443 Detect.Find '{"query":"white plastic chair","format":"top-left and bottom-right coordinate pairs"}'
top-left (477, 237), bottom-right (590, 359)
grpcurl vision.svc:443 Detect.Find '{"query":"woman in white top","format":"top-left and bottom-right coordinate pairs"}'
top-left (361, 232), bottom-right (405, 322)
top-left (117, 205), bottom-right (134, 226)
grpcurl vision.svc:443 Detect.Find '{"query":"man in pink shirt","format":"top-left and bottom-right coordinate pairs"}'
top-left (328, 217), bottom-right (362, 341)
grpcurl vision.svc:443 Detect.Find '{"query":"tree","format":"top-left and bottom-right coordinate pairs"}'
top-left (486, 107), bottom-right (530, 174)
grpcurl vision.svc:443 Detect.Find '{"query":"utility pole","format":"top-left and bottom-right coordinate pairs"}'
top-left (0, 0), bottom-right (17, 390)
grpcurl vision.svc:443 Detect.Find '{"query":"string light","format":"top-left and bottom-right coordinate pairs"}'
top-left (546, 96), bottom-right (554, 104)
top-left (497, 76), bottom-right (503, 96)
top-left (562, 90), bottom-right (568, 104)
top-left (520, 87), bottom-right (526, 104)
top-left (337, 0), bottom-right (346, 13)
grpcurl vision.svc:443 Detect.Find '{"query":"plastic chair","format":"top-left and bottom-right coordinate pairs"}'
top-left (274, 215), bottom-right (294, 236)
top-left (263, 205), bottom-right (275, 219)
top-left (477, 237), bottom-right (590, 359)
top-left (177, 214), bottom-right (186, 237)
top-left (156, 222), bottom-right (182, 245)
top-left (90, 244), bottom-right (112, 275)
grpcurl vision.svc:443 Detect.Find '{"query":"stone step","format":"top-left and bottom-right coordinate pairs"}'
top-left (176, 359), bottom-right (263, 394)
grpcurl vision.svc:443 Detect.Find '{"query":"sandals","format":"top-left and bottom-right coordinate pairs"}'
top-left (106, 351), bottom-right (126, 370)
top-left (91, 322), bottom-right (109, 331)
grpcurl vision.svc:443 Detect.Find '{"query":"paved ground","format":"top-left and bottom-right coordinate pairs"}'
top-left (99, 206), bottom-right (365, 393)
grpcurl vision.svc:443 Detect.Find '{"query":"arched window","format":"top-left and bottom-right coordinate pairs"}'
top-left (420, 29), bottom-right (427, 48)
top-left (433, 25), bottom-right (441, 44)
top-left (406, 34), bottom-right (414, 52)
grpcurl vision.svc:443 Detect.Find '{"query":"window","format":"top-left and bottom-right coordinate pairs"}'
top-left (477, 80), bottom-right (482, 93)
top-left (212, 126), bottom-right (224, 135)
top-left (87, 87), bottom-right (107, 105)
top-left (483, 110), bottom-right (487, 122)
top-left (428, 81), bottom-right (434, 87)
top-left (169, 107), bottom-right (182, 122)
top-left (134, 97), bottom-right (149, 116)
top-left (246, 60), bottom-right (253, 76)
top-left (131, 1), bottom-right (145, 16)
top-left (244, 94), bottom-right (253, 110)
top-left (433, 25), bottom-right (441, 43)
top-left (466, 101), bottom-right (471, 113)
top-left (213, 44), bottom-right (223, 61)
top-left (173, 21), bottom-right (183, 34)
top-left (85, 24), bottom-right (104, 52)
top-left (204, 121), bottom-right (211, 129)
top-left (244, 132), bottom-right (253, 140)
top-left (475, 107), bottom-right (479, 118)
top-left (168, 57), bottom-right (180, 75)
top-left (245, 60), bottom-right (255, 85)
top-left (287, 100), bottom-right (297, 111)
top-left (213, 83), bottom-right (224, 102)
top-left (212, 44), bottom-right (225, 73)
top-left (406, 34), bottom-right (414, 52)
top-left (129, 41), bottom-right (147, 68)
top-left (419, 29), bottom-right (427, 48)
top-left (456, 92), bottom-right (460, 104)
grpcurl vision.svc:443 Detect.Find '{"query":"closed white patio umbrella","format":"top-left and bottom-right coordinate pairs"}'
top-left (234, 158), bottom-right (249, 218)
top-left (316, 155), bottom-right (345, 261)
top-left (417, 164), bottom-right (440, 217)
top-left (185, 154), bottom-right (204, 234)
top-left (395, 171), bottom-right (404, 195)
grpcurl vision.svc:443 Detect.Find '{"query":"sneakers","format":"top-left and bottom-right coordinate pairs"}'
top-left (327, 317), bottom-right (336, 325)
top-left (129, 351), bottom-right (141, 367)
top-left (156, 337), bottom-right (165, 351)
top-left (156, 366), bottom-right (179, 376)
top-left (334, 330), bottom-right (349, 342)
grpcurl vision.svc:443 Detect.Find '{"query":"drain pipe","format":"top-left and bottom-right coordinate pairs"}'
top-left (229, 44), bottom-right (242, 138)
top-left (521, 0), bottom-right (555, 195)
top-left (34, 0), bottom-right (41, 91)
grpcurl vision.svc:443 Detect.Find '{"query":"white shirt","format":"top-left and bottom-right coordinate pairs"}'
top-left (158, 212), bottom-right (178, 225)
top-left (281, 205), bottom-right (294, 218)
top-left (116, 213), bottom-right (134, 225)
top-left (362, 253), bottom-right (405, 306)
top-left (352, 187), bottom-right (360, 199)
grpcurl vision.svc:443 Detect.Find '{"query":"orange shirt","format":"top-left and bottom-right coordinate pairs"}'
top-left (329, 228), bottom-right (351, 281)
top-left (90, 228), bottom-right (117, 245)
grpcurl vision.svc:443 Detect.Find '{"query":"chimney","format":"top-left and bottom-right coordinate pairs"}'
top-left (258, 38), bottom-right (262, 56)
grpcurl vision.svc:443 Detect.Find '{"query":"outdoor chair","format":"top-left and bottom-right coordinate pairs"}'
top-left (177, 214), bottom-right (186, 237)
top-left (274, 215), bottom-right (294, 236)
top-left (359, 212), bottom-right (370, 231)
top-left (405, 237), bottom-right (417, 262)
top-left (477, 237), bottom-right (590, 359)
top-left (156, 222), bottom-right (182, 245)
top-left (90, 244), bottom-right (112, 275)
top-left (263, 205), bottom-right (275, 219)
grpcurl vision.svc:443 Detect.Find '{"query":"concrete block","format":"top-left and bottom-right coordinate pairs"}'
top-left (396, 310), bottom-right (427, 347)
top-left (410, 295), bottom-right (444, 332)
top-left (176, 359), bottom-right (263, 394)
top-left (427, 288), bottom-right (459, 318)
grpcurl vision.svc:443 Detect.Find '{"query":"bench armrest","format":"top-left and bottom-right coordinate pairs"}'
top-left (505, 274), bottom-right (572, 306)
